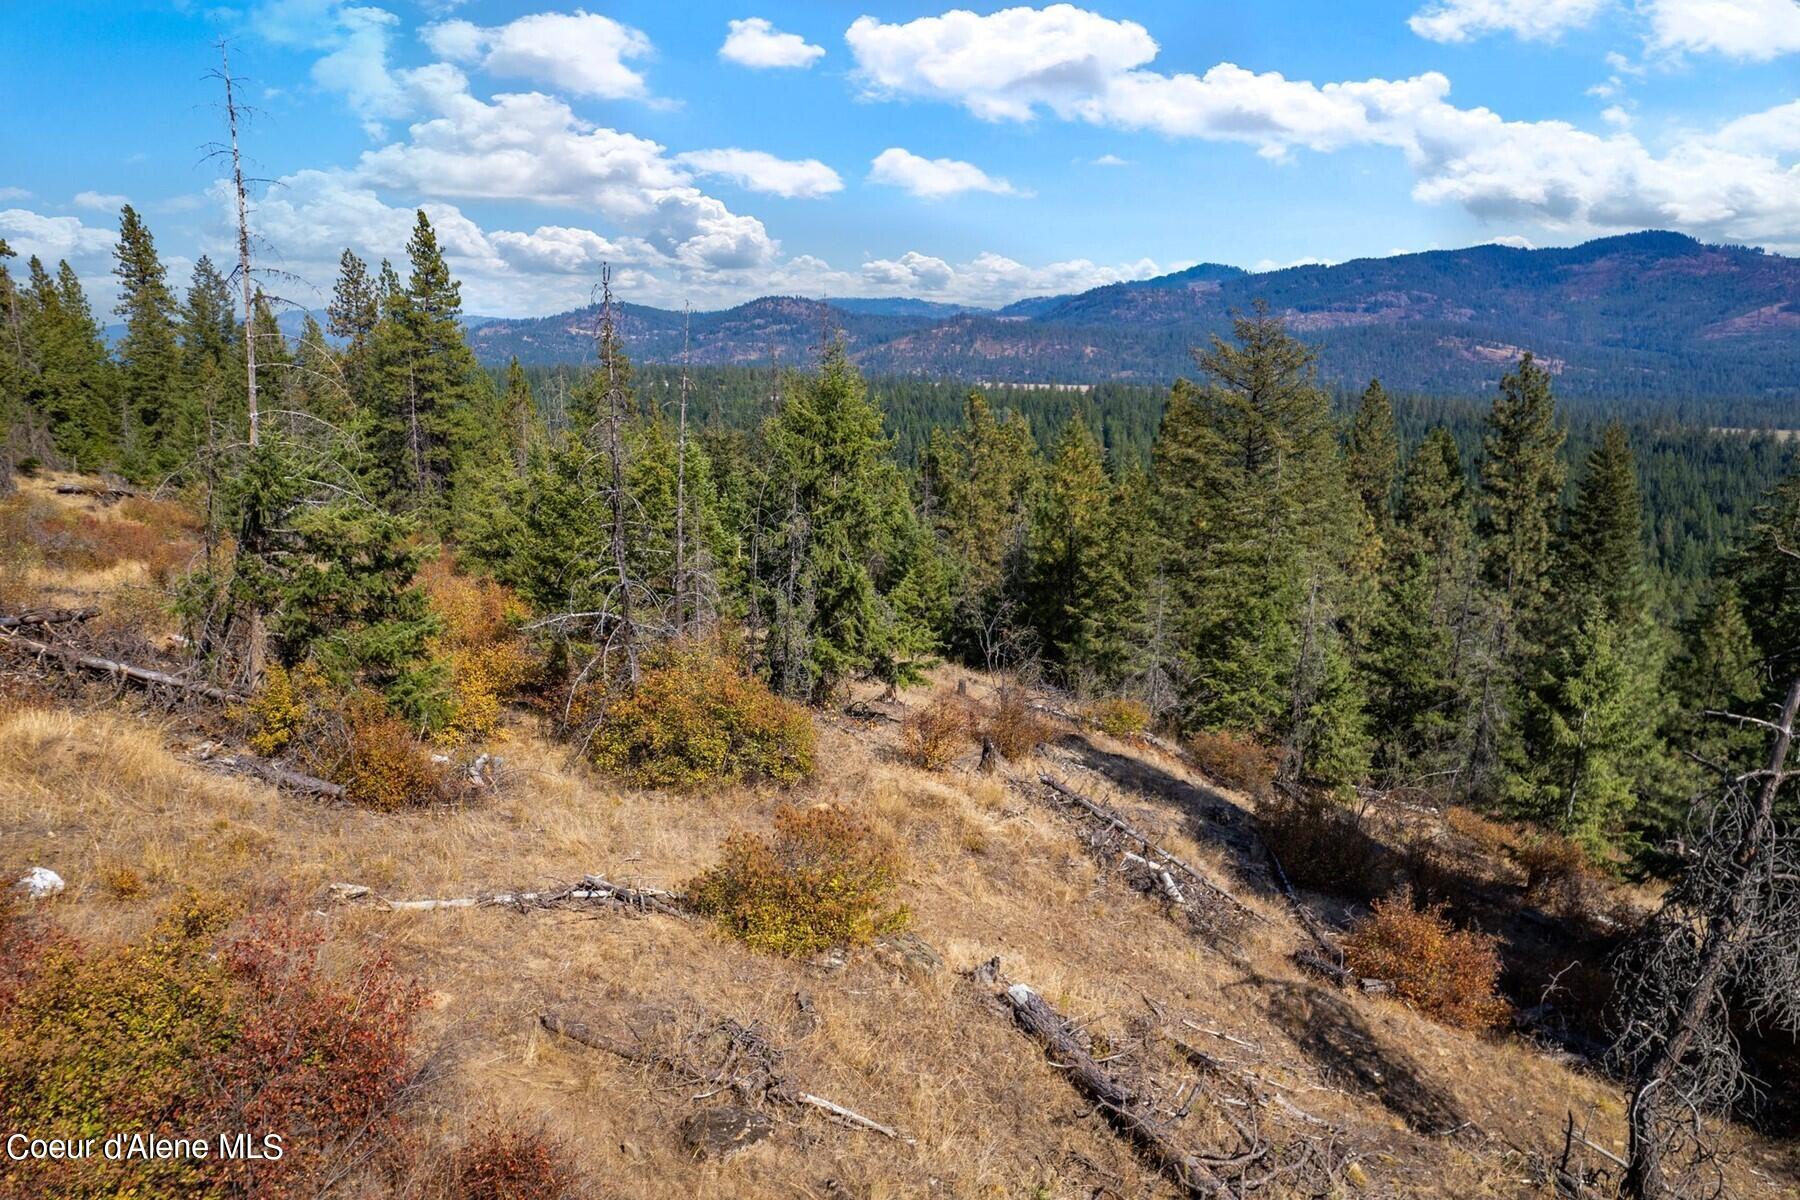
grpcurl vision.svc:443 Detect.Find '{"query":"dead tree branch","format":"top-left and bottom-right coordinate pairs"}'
top-left (538, 1004), bottom-right (910, 1142)
top-left (0, 630), bottom-right (243, 703)
top-left (0, 607), bottom-right (99, 630)
top-left (207, 750), bottom-right (344, 798)
top-left (969, 958), bottom-right (1349, 1197)
top-left (341, 876), bottom-right (684, 917)
top-left (1038, 773), bottom-right (1261, 924)
top-left (1611, 677), bottom-right (1800, 1200)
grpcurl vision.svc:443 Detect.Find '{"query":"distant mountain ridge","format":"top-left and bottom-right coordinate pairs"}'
top-left (466, 232), bottom-right (1800, 406)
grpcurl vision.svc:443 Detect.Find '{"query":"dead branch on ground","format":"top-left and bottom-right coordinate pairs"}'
top-left (0, 629), bottom-right (243, 703)
top-left (1037, 773), bottom-right (1261, 926)
top-left (538, 1004), bottom-right (910, 1142)
top-left (0, 607), bottom-right (100, 630)
top-left (967, 957), bottom-right (1349, 1197)
top-left (334, 876), bottom-right (684, 917)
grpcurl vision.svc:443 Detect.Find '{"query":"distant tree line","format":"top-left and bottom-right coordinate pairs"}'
top-left (3, 211), bottom-right (1798, 865)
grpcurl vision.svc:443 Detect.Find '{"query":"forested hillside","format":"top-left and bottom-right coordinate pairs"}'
top-left (467, 233), bottom-right (1800, 412)
top-left (5, 208), bottom-right (1800, 1199)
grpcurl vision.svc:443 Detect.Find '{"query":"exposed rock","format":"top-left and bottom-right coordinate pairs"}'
top-left (810, 945), bottom-right (849, 973)
top-left (680, 1105), bottom-right (772, 1160)
top-left (788, 990), bottom-right (820, 1040)
top-left (874, 931), bottom-right (944, 976)
top-left (12, 867), bottom-right (64, 900)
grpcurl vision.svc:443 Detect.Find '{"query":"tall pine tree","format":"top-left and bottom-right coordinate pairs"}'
top-left (22, 258), bottom-right (116, 468)
top-left (1366, 428), bottom-right (1482, 784)
top-left (1345, 378), bottom-right (1399, 537)
top-left (112, 205), bottom-right (184, 476)
top-left (366, 213), bottom-right (496, 518)
top-left (1152, 306), bottom-right (1366, 781)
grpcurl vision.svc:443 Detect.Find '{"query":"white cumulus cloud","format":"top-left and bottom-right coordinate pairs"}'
top-left (861, 250), bottom-right (956, 290)
top-left (1408, 0), bottom-right (1609, 43)
top-left (73, 191), bottom-right (129, 211)
top-left (1645, 0), bottom-right (1800, 60)
top-left (845, 4), bottom-right (1800, 248)
top-left (868, 148), bottom-right (1021, 199)
top-left (675, 149), bottom-right (843, 198)
top-left (0, 208), bottom-right (118, 271)
top-left (719, 17), bottom-right (825, 69)
top-left (858, 249), bottom-right (1161, 304)
top-left (847, 5), bottom-right (1158, 121)
top-left (422, 9), bottom-right (654, 99)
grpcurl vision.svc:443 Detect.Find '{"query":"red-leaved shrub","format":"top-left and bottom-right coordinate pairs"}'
top-left (1343, 890), bottom-right (1511, 1031)
top-left (449, 1121), bottom-right (579, 1200)
top-left (0, 895), bottom-right (423, 1200)
top-left (900, 696), bottom-right (973, 770)
top-left (1187, 728), bottom-right (1279, 799)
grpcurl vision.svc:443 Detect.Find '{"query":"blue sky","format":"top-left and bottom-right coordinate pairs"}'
top-left (2, 1), bottom-right (1797, 315)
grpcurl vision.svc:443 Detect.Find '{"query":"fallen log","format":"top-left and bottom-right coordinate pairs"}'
top-left (539, 1008), bottom-right (651, 1061)
top-left (1266, 844), bottom-right (1343, 966)
top-left (0, 606), bottom-right (100, 630)
top-left (1039, 773), bottom-right (1260, 923)
top-left (55, 482), bottom-right (136, 502)
top-left (351, 876), bottom-right (684, 917)
top-left (209, 752), bottom-right (345, 799)
top-left (0, 630), bottom-right (242, 703)
top-left (793, 1092), bottom-right (904, 1139)
top-left (1000, 979), bottom-right (1226, 1196)
top-left (1294, 951), bottom-right (1392, 995)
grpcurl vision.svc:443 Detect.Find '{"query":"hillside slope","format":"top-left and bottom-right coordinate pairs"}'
top-left (3, 479), bottom-right (1795, 1198)
top-left (467, 233), bottom-right (1800, 406)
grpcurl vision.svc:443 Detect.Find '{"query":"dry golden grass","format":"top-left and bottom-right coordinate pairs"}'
top-left (0, 487), bottom-right (1793, 1199)
top-left (10, 684), bottom-right (1789, 1199)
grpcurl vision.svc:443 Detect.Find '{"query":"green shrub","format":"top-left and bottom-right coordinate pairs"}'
top-left (590, 644), bottom-right (814, 788)
top-left (687, 805), bottom-right (908, 957)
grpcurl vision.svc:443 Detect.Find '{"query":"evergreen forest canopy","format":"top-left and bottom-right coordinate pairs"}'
top-left (3, 207), bottom-right (1800, 868)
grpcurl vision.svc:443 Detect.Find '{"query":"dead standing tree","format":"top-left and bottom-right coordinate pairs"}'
top-left (599, 268), bottom-right (641, 686)
top-left (532, 266), bottom-right (677, 735)
top-left (1608, 677), bottom-right (1800, 1200)
top-left (207, 39), bottom-right (269, 685)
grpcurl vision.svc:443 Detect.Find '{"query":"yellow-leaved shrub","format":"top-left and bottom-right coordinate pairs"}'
top-left (420, 558), bottom-right (534, 745)
top-left (244, 662), bottom-right (330, 757)
top-left (1086, 696), bottom-right (1150, 737)
top-left (687, 805), bottom-right (908, 957)
top-left (589, 644), bottom-right (814, 788)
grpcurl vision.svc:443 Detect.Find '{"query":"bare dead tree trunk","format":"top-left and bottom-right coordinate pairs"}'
top-left (598, 266), bottom-right (639, 685)
top-left (997, 977), bottom-right (1226, 1196)
top-left (216, 40), bottom-right (266, 688)
top-left (1623, 677), bottom-right (1800, 1200)
top-left (219, 43), bottom-right (257, 448)
top-left (675, 301), bottom-right (690, 637)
